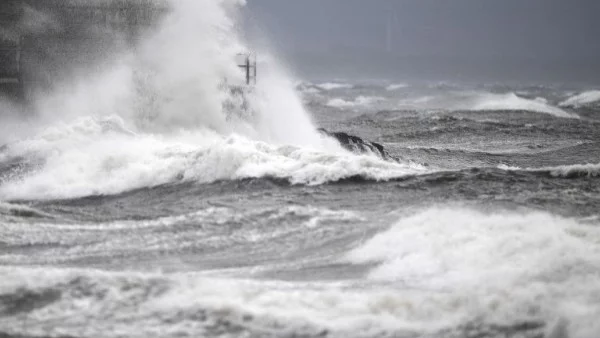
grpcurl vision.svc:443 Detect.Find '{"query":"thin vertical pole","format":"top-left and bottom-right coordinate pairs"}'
top-left (246, 56), bottom-right (250, 85)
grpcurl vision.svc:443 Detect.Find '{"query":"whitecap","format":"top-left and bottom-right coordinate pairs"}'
top-left (559, 90), bottom-right (600, 108)
top-left (316, 82), bottom-right (354, 91)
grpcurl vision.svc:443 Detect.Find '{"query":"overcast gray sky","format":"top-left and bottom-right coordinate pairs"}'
top-left (245, 0), bottom-right (600, 83)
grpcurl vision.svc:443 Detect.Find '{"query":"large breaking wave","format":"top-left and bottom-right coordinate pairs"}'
top-left (346, 207), bottom-right (600, 338)
top-left (0, 0), bottom-right (425, 201)
top-left (0, 116), bottom-right (425, 200)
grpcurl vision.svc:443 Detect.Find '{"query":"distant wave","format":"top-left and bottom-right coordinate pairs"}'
top-left (316, 82), bottom-right (354, 91)
top-left (300, 87), bottom-right (321, 95)
top-left (324, 161), bottom-right (600, 187)
top-left (386, 83), bottom-right (408, 91)
top-left (559, 90), bottom-right (600, 108)
top-left (499, 162), bottom-right (600, 178)
top-left (470, 93), bottom-right (574, 117)
top-left (326, 96), bottom-right (384, 109)
top-left (295, 82), bottom-right (322, 94)
top-left (394, 91), bottom-right (578, 118)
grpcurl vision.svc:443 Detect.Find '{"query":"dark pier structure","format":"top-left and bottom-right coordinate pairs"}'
top-left (0, 0), bottom-right (168, 101)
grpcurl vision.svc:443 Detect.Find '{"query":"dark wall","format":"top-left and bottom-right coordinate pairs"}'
top-left (0, 0), bottom-right (167, 101)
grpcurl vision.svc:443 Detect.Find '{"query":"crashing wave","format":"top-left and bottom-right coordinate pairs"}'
top-left (498, 163), bottom-right (600, 178)
top-left (545, 163), bottom-right (600, 178)
top-left (0, 0), bottom-right (413, 200)
top-left (345, 207), bottom-right (600, 338)
top-left (0, 117), bottom-right (426, 200)
top-left (559, 90), bottom-right (600, 108)
top-left (0, 264), bottom-right (581, 338)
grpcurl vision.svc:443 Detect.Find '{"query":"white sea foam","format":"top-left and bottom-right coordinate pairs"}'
top-left (386, 83), bottom-right (408, 91)
top-left (2, 239), bottom-right (598, 338)
top-left (326, 96), bottom-right (384, 109)
top-left (559, 90), bottom-right (600, 107)
top-left (396, 91), bottom-right (577, 118)
top-left (346, 207), bottom-right (600, 338)
top-left (326, 98), bottom-right (354, 108)
top-left (0, 267), bottom-right (460, 336)
top-left (545, 163), bottom-right (600, 177)
top-left (316, 82), bottom-right (354, 91)
top-left (0, 116), bottom-right (425, 200)
top-left (498, 162), bottom-right (600, 177)
top-left (470, 93), bottom-right (576, 118)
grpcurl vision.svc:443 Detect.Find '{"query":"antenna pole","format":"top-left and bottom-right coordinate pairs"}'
top-left (253, 55), bottom-right (257, 85)
top-left (237, 53), bottom-right (257, 85)
top-left (246, 56), bottom-right (251, 85)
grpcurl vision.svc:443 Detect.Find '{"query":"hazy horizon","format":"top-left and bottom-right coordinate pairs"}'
top-left (245, 0), bottom-right (600, 84)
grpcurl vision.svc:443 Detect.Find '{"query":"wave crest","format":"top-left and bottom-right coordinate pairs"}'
top-left (0, 117), bottom-right (425, 200)
top-left (346, 207), bottom-right (600, 337)
top-left (499, 163), bottom-right (600, 178)
top-left (326, 96), bottom-right (384, 109)
top-left (559, 90), bottom-right (600, 108)
top-left (0, 266), bottom-right (572, 338)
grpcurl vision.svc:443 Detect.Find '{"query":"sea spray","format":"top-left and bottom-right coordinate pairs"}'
top-left (9, 0), bottom-right (326, 147)
top-left (131, 0), bottom-right (246, 134)
top-left (1, 0), bottom-right (395, 200)
top-left (121, 0), bottom-right (327, 147)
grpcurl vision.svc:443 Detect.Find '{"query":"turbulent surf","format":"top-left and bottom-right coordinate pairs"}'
top-left (0, 1), bottom-right (599, 338)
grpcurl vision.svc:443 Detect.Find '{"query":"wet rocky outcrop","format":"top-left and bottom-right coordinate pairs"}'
top-left (317, 128), bottom-right (397, 161)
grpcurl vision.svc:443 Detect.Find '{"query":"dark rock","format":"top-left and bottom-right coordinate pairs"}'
top-left (317, 128), bottom-right (397, 161)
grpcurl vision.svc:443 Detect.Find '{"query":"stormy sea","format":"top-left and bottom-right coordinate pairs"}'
top-left (1, 2), bottom-right (599, 338)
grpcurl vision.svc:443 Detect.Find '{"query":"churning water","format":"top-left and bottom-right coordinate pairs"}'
top-left (1, 1), bottom-right (600, 337)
